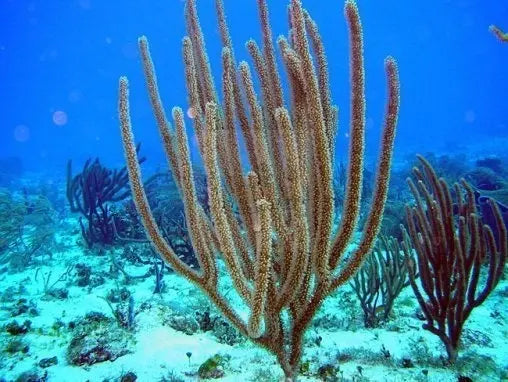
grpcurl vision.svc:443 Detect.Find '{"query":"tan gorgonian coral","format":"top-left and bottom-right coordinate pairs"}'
top-left (490, 25), bottom-right (508, 42)
top-left (118, 0), bottom-right (400, 378)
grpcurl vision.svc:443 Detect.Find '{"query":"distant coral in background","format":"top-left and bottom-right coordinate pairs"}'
top-left (66, 146), bottom-right (147, 247)
top-left (0, 188), bottom-right (26, 255)
top-left (351, 235), bottom-right (409, 328)
top-left (0, 188), bottom-right (56, 270)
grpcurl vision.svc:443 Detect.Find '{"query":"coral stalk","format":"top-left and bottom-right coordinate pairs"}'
top-left (118, 0), bottom-right (400, 378)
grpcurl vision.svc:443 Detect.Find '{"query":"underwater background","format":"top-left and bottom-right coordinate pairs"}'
top-left (0, 0), bottom-right (507, 381)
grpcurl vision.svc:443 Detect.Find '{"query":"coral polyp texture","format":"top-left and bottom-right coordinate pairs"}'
top-left (118, 0), bottom-right (399, 378)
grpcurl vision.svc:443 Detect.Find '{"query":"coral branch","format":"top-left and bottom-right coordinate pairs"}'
top-left (117, 0), bottom-right (400, 377)
top-left (490, 25), bottom-right (508, 42)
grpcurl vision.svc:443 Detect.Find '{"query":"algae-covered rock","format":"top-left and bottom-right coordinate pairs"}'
top-left (198, 353), bottom-right (230, 379)
top-left (66, 311), bottom-right (134, 366)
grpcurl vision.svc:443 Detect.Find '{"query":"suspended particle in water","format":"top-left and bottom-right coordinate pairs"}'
top-left (53, 110), bottom-right (68, 126)
top-left (187, 106), bottom-right (197, 119)
top-left (68, 90), bottom-right (82, 103)
top-left (464, 110), bottom-right (476, 124)
top-left (78, 0), bottom-right (91, 10)
top-left (14, 125), bottom-right (30, 142)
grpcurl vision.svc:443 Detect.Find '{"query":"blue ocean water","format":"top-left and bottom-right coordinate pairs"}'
top-left (2, 0), bottom-right (507, 171)
top-left (0, 0), bottom-right (507, 381)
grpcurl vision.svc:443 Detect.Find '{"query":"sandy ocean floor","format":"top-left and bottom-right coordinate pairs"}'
top-left (0, 216), bottom-right (506, 382)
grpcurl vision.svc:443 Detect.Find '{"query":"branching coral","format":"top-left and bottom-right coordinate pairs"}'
top-left (351, 235), bottom-right (409, 328)
top-left (0, 189), bottom-right (56, 269)
top-left (66, 148), bottom-right (149, 247)
top-left (0, 188), bottom-right (26, 255)
top-left (401, 155), bottom-right (507, 364)
top-left (117, 0), bottom-right (400, 378)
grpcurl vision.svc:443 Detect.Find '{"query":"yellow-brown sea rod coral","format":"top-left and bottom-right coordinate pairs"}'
top-left (490, 25), bottom-right (508, 42)
top-left (118, 0), bottom-right (400, 379)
